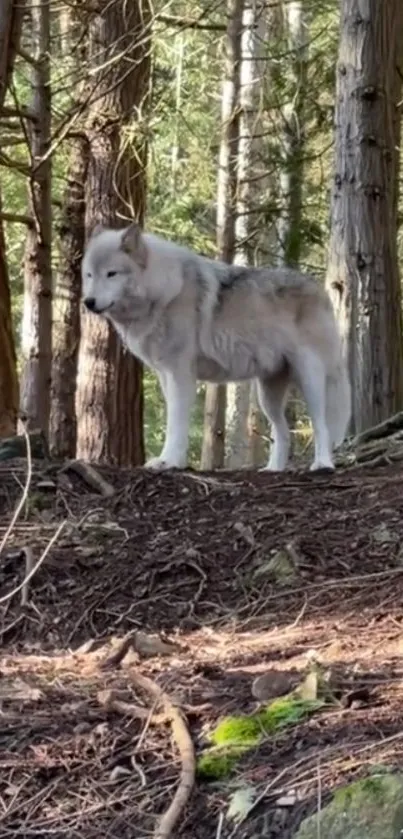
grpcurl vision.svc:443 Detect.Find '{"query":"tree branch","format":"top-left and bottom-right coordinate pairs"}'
top-left (0, 210), bottom-right (33, 226)
top-left (156, 13), bottom-right (226, 31)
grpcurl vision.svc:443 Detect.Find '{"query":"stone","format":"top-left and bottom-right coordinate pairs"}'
top-left (294, 774), bottom-right (403, 839)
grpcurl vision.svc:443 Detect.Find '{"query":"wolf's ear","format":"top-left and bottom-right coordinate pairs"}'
top-left (89, 223), bottom-right (105, 239)
top-left (121, 222), bottom-right (148, 269)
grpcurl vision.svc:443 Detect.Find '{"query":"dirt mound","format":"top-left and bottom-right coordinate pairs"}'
top-left (1, 460), bottom-right (403, 838)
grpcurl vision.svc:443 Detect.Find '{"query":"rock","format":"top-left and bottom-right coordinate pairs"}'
top-left (294, 773), bottom-right (403, 839)
top-left (252, 669), bottom-right (300, 701)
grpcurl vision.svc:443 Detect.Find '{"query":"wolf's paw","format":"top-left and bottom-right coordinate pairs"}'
top-left (144, 455), bottom-right (186, 472)
top-left (310, 458), bottom-right (335, 473)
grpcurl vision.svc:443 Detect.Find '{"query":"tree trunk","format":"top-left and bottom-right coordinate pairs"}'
top-left (20, 0), bottom-right (52, 434)
top-left (0, 0), bottom-right (25, 108)
top-left (225, 0), bottom-right (267, 469)
top-left (49, 134), bottom-right (89, 459)
top-left (200, 0), bottom-right (242, 470)
top-left (0, 0), bottom-right (24, 436)
top-left (76, 0), bottom-right (150, 466)
top-left (326, 0), bottom-right (403, 434)
top-left (277, 0), bottom-right (308, 457)
top-left (0, 192), bottom-right (19, 437)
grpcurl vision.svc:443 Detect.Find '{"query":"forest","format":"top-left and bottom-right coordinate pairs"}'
top-left (1, 0), bottom-right (402, 468)
top-left (1, 1), bottom-right (403, 838)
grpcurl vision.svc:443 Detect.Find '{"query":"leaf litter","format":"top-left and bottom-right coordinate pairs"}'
top-left (1, 460), bottom-right (403, 836)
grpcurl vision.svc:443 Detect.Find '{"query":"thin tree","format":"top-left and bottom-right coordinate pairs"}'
top-left (49, 7), bottom-right (88, 459)
top-left (19, 0), bottom-right (52, 433)
top-left (225, 0), bottom-right (267, 469)
top-left (49, 133), bottom-right (89, 459)
top-left (0, 0), bottom-right (25, 437)
top-left (276, 0), bottom-right (309, 456)
top-left (326, 0), bottom-right (403, 434)
top-left (76, 0), bottom-right (151, 465)
top-left (200, 0), bottom-right (243, 470)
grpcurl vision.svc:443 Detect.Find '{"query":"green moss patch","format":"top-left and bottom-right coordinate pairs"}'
top-left (197, 697), bottom-right (323, 781)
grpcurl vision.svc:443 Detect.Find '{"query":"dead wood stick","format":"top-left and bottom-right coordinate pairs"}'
top-left (98, 676), bottom-right (196, 839)
top-left (100, 633), bottom-right (134, 669)
top-left (98, 689), bottom-right (168, 725)
top-left (129, 671), bottom-right (196, 839)
top-left (352, 411), bottom-right (403, 447)
top-left (62, 460), bottom-right (115, 497)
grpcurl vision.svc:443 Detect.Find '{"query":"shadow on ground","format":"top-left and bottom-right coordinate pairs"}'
top-left (1, 460), bottom-right (403, 837)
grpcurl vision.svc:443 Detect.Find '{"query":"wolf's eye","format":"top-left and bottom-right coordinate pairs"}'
top-left (107, 270), bottom-right (117, 278)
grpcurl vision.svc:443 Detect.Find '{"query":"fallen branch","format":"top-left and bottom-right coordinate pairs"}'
top-left (353, 411), bottom-right (403, 446)
top-left (100, 631), bottom-right (180, 669)
top-left (335, 411), bottom-right (403, 469)
top-left (98, 688), bottom-right (168, 725)
top-left (99, 668), bottom-right (196, 839)
top-left (130, 671), bottom-right (196, 839)
top-left (62, 460), bottom-right (115, 497)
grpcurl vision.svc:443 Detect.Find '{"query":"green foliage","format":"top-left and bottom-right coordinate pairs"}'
top-left (4, 0), bottom-right (402, 458)
top-left (197, 697), bottom-right (323, 781)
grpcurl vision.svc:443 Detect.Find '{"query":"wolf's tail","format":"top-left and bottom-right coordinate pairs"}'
top-left (326, 353), bottom-right (351, 448)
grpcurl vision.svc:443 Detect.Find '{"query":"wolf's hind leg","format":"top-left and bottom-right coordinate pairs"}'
top-left (257, 371), bottom-right (290, 471)
top-left (293, 348), bottom-right (334, 471)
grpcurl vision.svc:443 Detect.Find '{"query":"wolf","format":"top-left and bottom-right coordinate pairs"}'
top-left (81, 222), bottom-right (351, 472)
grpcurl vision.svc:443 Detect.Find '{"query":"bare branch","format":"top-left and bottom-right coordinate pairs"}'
top-left (0, 210), bottom-right (33, 226)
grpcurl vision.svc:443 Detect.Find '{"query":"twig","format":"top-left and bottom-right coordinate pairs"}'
top-left (216, 812), bottom-right (225, 839)
top-left (0, 521), bottom-right (66, 605)
top-left (98, 689), bottom-right (168, 725)
top-left (0, 424), bottom-right (32, 557)
top-left (129, 671), bottom-right (196, 839)
top-left (100, 633), bottom-right (135, 669)
top-left (21, 546), bottom-right (34, 606)
top-left (317, 756), bottom-right (322, 839)
top-left (62, 460), bottom-right (115, 497)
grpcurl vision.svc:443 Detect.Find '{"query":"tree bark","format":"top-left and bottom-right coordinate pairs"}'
top-left (276, 0), bottom-right (308, 457)
top-left (49, 134), bottom-right (89, 459)
top-left (76, 0), bottom-right (150, 466)
top-left (200, 0), bottom-right (242, 470)
top-left (0, 192), bottom-right (19, 437)
top-left (20, 0), bottom-right (52, 434)
top-left (0, 0), bottom-right (25, 437)
top-left (225, 0), bottom-right (267, 469)
top-left (326, 0), bottom-right (403, 435)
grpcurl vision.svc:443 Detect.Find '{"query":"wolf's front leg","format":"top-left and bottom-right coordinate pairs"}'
top-left (145, 367), bottom-right (196, 471)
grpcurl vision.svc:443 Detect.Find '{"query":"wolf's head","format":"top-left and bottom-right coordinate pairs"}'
top-left (81, 223), bottom-right (149, 320)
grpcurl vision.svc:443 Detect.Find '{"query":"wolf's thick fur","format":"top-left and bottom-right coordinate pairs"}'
top-left (81, 223), bottom-right (351, 471)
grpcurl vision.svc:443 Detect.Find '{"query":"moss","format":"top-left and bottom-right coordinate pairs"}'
top-left (197, 749), bottom-right (241, 780)
top-left (334, 776), bottom-right (387, 806)
top-left (197, 697), bottom-right (323, 781)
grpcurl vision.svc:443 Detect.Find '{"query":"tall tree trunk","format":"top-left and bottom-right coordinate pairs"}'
top-left (326, 0), bottom-right (403, 434)
top-left (276, 1), bottom-right (307, 268)
top-left (200, 0), bottom-right (242, 470)
top-left (20, 0), bottom-right (52, 434)
top-left (49, 134), bottom-right (89, 459)
top-left (0, 192), bottom-right (19, 437)
top-left (277, 0), bottom-right (308, 457)
top-left (0, 0), bottom-right (25, 437)
top-left (76, 0), bottom-right (150, 465)
top-left (225, 0), bottom-right (267, 469)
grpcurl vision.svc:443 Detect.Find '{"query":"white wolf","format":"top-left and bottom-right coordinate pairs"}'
top-left (81, 223), bottom-right (351, 472)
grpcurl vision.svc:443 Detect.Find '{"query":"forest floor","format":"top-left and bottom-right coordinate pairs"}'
top-left (1, 459), bottom-right (403, 838)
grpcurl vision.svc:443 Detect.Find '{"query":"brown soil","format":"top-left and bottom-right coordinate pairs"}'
top-left (1, 459), bottom-right (403, 838)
